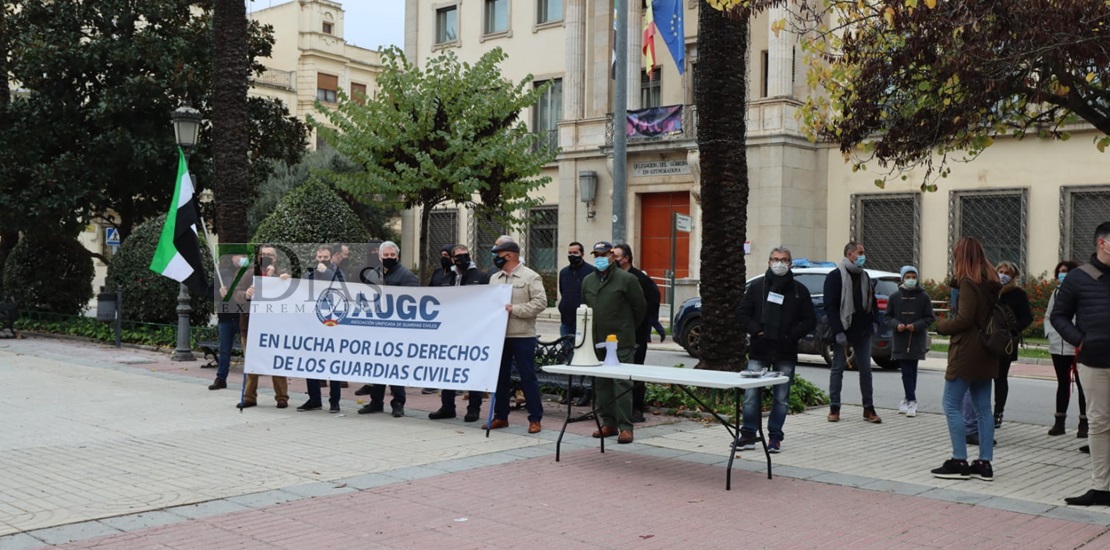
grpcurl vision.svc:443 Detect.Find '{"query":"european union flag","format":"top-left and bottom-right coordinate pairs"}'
top-left (652, 0), bottom-right (685, 75)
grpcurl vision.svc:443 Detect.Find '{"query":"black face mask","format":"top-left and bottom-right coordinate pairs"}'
top-left (382, 258), bottom-right (399, 271)
top-left (568, 254), bottom-right (583, 266)
top-left (440, 256), bottom-right (453, 270)
top-left (493, 255), bottom-right (508, 269)
top-left (454, 254), bottom-right (471, 271)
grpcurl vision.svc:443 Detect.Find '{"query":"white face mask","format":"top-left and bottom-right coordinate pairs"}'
top-left (998, 273), bottom-right (1012, 285)
top-left (903, 278), bottom-right (918, 289)
top-left (770, 261), bottom-right (789, 276)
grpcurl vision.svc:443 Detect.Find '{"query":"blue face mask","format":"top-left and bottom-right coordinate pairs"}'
top-left (855, 255), bottom-right (866, 268)
top-left (594, 257), bottom-right (610, 271)
top-left (998, 273), bottom-right (1012, 285)
top-left (1058, 273), bottom-right (1067, 284)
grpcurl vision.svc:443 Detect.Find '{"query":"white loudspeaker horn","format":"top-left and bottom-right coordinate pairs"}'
top-left (568, 305), bottom-right (602, 366)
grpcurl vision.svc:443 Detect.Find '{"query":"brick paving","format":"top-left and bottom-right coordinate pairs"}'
top-left (2, 336), bottom-right (1110, 549)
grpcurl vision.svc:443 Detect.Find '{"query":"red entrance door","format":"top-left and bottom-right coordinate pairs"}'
top-left (639, 192), bottom-right (690, 303)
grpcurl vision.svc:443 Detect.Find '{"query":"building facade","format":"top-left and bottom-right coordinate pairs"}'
top-left (403, 0), bottom-right (1110, 303)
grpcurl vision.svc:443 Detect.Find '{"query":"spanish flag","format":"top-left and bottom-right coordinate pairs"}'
top-left (643, 1), bottom-right (657, 77)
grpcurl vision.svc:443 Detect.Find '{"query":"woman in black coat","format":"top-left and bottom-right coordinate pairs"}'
top-left (992, 261), bottom-right (1035, 428)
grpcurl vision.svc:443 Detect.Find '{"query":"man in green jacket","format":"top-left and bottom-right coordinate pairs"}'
top-left (582, 241), bottom-right (646, 443)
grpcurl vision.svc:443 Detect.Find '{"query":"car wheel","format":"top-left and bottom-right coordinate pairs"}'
top-left (681, 318), bottom-right (702, 358)
top-left (820, 341), bottom-right (857, 370)
top-left (873, 357), bottom-right (899, 370)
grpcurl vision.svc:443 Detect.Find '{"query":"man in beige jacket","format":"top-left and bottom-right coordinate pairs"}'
top-left (485, 239), bottom-right (548, 433)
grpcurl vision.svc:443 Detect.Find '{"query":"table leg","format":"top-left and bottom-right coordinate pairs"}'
top-left (726, 387), bottom-right (740, 490)
top-left (556, 375), bottom-right (573, 462)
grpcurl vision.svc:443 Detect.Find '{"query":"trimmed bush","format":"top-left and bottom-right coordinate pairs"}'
top-left (253, 179), bottom-right (371, 245)
top-left (1, 235), bottom-right (95, 314)
top-left (105, 214), bottom-right (214, 325)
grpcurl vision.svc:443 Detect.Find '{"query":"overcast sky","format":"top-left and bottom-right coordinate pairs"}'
top-left (248, 0), bottom-right (406, 51)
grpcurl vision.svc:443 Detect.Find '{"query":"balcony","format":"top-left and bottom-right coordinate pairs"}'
top-left (530, 129), bottom-right (559, 155)
top-left (605, 104), bottom-right (697, 146)
top-left (251, 68), bottom-right (295, 92)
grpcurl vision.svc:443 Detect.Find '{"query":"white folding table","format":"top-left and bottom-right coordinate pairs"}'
top-left (542, 364), bottom-right (789, 490)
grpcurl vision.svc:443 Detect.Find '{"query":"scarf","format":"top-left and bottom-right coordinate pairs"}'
top-left (760, 269), bottom-right (793, 339)
top-left (838, 257), bottom-right (871, 330)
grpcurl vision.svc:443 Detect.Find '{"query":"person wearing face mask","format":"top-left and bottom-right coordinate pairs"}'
top-left (428, 243), bottom-right (456, 287)
top-left (208, 252), bottom-right (251, 391)
top-left (557, 242), bottom-right (596, 338)
top-left (823, 241), bottom-right (884, 424)
top-left (883, 266), bottom-right (935, 418)
top-left (236, 245), bottom-right (291, 410)
top-left (485, 239), bottom-right (548, 433)
top-left (428, 244), bottom-right (490, 422)
top-left (353, 241), bottom-right (419, 417)
top-left (1053, 221), bottom-right (1110, 505)
top-left (1045, 260), bottom-right (1084, 437)
top-left (734, 247), bottom-right (816, 453)
top-left (581, 241), bottom-right (646, 444)
top-left (613, 243), bottom-right (661, 424)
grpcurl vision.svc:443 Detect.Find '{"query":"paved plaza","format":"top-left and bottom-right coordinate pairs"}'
top-left (2, 336), bottom-right (1110, 549)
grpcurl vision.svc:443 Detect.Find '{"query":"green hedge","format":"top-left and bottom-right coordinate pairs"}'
top-left (644, 374), bottom-right (829, 416)
top-left (1, 235), bottom-right (94, 314)
top-left (14, 311), bottom-right (217, 348)
top-left (253, 179), bottom-right (370, 245)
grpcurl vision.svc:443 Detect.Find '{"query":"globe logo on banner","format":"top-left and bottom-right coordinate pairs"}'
top-left (315, 288), bottom-right (350, 327)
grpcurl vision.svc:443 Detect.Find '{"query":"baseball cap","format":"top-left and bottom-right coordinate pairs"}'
top-left (592, 241), bottom-right (614, 255)
top-left (491, 241), bottom-right (521, 254)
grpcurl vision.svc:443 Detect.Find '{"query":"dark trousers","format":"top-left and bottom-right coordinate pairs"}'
top-left (307, 379), bottom-right (341, 406)
top-left (632, 331), bottom-right (649, 412)
top-left (1053, 353), bottom-right (1087, 416)
top-left (494, 337), bottom-right (543, 422)
top-left (369, 384), bottom-right (406, 406)
top-left (994, 359), bottom-right (1013, 415)
top-left (441, 390), bottom-right (484, 412)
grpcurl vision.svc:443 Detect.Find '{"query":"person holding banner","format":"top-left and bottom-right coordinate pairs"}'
top-left (485, 240), bottom-right (547, 433)
top-left (355, 241), bottom-right (419, 418)
top-left (237, 245), bottom-right (290, 409)
top-left (299, 244), bottom-right (346, 412)
top-left (429, 244), bottom-right (490, 422)
top-left (583, 241), bottom-right (646, 444)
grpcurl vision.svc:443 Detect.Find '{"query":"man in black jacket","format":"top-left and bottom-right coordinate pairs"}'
top-left (735, 247), bottom-right (816, 453)
top-left (557, 241), bottom-right (595, 337)
top-left (823, 241), bottom-right (884, 424)
top-left (1054, 221), bottom-right (1110, 506)
top-left (428, 244), bottom-right (489, 422)
top-left (427, 243), bottom-right (456, 287)
top-left (613, 243), bottom-right (661, 423)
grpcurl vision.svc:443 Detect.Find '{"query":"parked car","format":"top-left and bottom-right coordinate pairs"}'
top-left (672, 262), bottom-right (928, 369)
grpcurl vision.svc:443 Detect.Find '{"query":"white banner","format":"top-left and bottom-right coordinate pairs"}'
top-left (245, 277), bottom-right (511, 392)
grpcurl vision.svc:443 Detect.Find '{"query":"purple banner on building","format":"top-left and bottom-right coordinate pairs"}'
top-left (626, 105), bottom-right (683, 138)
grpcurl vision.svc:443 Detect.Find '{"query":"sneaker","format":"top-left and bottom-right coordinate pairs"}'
top-left (906, 401), bottom-right (917, 417)
top-left (296, 400), bottom-right (323, 412)
top-left (969, 460), bottom-right (993, 481)
top-left (898, 399), bottom-right (909, 414)
top-left (994, 412), bottom-right (1003, 429)
top-left (329, 403), bottom-right (340, 413)
top-left (768, 440), bottom-right (782, 454)
top-left (931, 459), bottom-right (971, 480)
top-left (732, 435), bottom-right (758, 451)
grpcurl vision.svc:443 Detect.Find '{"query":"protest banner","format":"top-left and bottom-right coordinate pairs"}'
top-left (245, 277), bottom-right (511, 392)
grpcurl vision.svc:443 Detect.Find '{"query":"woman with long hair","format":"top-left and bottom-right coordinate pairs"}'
top-left (1046, 260), bottom-right (1085, 436)
top-left (933, 237), bottom-right (1001, 481)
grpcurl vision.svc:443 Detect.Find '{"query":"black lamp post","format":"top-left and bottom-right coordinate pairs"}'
top-left (169, 106), bottom-right (202, 362)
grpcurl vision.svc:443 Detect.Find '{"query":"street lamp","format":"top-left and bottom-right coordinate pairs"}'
top-left (169, 105), bottom-right (202, 362)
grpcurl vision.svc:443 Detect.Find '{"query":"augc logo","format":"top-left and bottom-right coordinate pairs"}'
top-left (315, 288), bottom-right (350, 326)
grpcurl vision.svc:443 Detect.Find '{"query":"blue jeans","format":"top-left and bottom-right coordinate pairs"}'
top-left (216, 318), bottom-right (238, 380)
top-left (900, 359), bottom-right (918, 402)
top-left (741, 359), bottom-right (796, 441)
top-left (944, 377), bottom-right (993, 461)
top-left (494, 337), bottom-right (543, 422)
top-left (829, 332), bottom-right (873, 408)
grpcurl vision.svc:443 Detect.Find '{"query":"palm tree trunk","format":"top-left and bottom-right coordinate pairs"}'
top-left (212, 0), bottom-right (252, 243)
top-left (694, 4), bottom-right (749, 371)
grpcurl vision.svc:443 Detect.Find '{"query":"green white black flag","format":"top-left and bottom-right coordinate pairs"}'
top-left (149, 148), bottom-right (206, 293)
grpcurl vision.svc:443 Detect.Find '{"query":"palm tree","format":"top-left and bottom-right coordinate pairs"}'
top-left (212, 0), bottom-right (252, 243)
top-left (693, 3), bottom-right (749, 371)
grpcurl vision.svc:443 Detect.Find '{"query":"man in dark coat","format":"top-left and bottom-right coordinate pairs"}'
top-left (428, 244), bottom-right (489, 422)
top-left (427, 243), bottom-right (455, 287)
top-left (613, 243), bottom-right (661, 423)
top-left (823, 241), bottom-right (883, 424)
top-left (735, 247), bottom-right (816, 453)
top-left (557, 241), bottom-right (595, 336)
top-left (1053, 221), bottom-right (1110, 506)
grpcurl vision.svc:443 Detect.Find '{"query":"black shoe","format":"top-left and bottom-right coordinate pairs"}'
top-left (428, 408), bottom-right (456, 420)
top-left (354, 385), bottom-right (374, 396)
top-left (559, 394), bottom-right (571, 405)
top-left (994, 412), bottom-right (1003, 429)
top-left (329, 403), bottom-right (340, 413)
top-left (575, 390), bottom-right (593, 407)
top-left (421, 388), bottom-right (437, 395)
top-left (358, 402), bottom-right (384, 414)
top-left (1065, 489), bottom-right (1110, 506)
top-left (1080, 445), bottom-right (1091, 454)
top-left (970, 460), bottom-right (993, 481)
top-left (297, 400), bottom-right (323, 412)
top-left (464, 408), bottom-right (481, 423)
top-left (931, 459), bottom-right (971, 479)
top-left (208, 377), bottom-right (227, 390)
top-left (320, 380), bottom-right (328, 388)
top-left (631, 410), bottom-right (646, 423)
top-left (391, 402), bottom-right (405, 418)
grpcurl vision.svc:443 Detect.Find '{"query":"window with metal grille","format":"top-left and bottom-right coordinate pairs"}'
top-left (526, 206), bottom-right (559, 274)
top-left (641, 68), bottom-right (661, 108)
top-left (426, 209), bottom-right (459, 267)
top-left (1062, 186), bottom-right (1110, 262)
top-left (469, 209), bottom-right (506, 272)
top-left (850, 194), bottom-right (920, 274)
top-left (949, 189), bottom-right (1027, 275)
top-left (435, 5), bottom-right (458, 44)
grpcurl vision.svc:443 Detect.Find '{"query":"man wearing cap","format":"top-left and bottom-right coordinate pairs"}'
top-left (581, 241), bottom-right (646, 444)
top-left (486, 239), bottom-right (548, 433)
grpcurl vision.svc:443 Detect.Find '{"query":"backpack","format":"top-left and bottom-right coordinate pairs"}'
top-left (979, 300), bottom-right (1019, 359)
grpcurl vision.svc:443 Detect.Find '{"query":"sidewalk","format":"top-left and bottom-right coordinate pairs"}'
top-left (1, 336), bottom-right (1108, 549)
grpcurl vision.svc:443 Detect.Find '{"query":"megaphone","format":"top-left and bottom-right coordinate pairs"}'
top-left (568, 305), bottom-right (602, 367)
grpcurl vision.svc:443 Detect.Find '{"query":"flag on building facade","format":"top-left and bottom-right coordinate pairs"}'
top-left (652, 0), bottom-right (685, 75)
top-left (149, 148), bottom-right (207, 294)
top-left (643, 1), bottom-right (657, 76)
